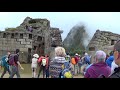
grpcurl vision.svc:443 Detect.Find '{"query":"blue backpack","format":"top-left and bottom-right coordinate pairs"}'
top-left (0, 55), bottom-right (8, 68)
top-left (84, 56), bottom-right (90, 63)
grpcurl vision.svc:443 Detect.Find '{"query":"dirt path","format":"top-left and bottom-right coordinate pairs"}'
top-left (0, 73), bottom-right (84, 78)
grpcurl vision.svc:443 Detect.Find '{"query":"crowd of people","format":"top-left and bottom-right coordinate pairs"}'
top-left (0, 39), bottom-right (120, 78)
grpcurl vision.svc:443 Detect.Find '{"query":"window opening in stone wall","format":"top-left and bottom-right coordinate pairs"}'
top-left (11, 33), bottom-right (14, 38)
top-left (15, 33), bottom-right (18, 36)
top-left (89, 47), bottom-right (95, 51)
top-left (111, 40), bottom-right (115, 45)
top-left (33, 46), bottom-right (37, 50)
top-left (37, 36), bottom-right (42, 41)
top-left (39, 44), bottom-right (41, 47)
top-left (20, 34), bottom-right (23, 39)
top-left (3, 33), bottom-right (6, 38)
top-left (29, 34), bottom-right (32, 39)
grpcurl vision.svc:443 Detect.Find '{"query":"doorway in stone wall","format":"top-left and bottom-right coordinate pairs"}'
top-left (27, 48), bottom-right (32, 63)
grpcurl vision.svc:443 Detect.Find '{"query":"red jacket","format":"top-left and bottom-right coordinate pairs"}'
top-left (38, 56), bottom-right (49, 68)
top-left (74, 56), bottom-right (79, 64)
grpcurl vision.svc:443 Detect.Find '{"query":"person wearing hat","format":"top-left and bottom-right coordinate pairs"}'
top-left (74, 53), bottom-right (79, 75)
top-left (31, 54), bottom-right (39, 78)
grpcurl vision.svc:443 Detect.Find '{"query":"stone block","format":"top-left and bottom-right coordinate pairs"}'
top-left (25, 45), bottom-right (32, 48)
top-left (21, 41), bottom-right (26, 44)
top-left (25, 39), bottom-right (33, 42)
top-left (20, 48), bottom-right (28, 52)
top-left (18, 39), bottom-right (25, 42)
top-left (26, 42), bottom-right (31, 44)
top-left (110, 36), bottom-right (117, 40)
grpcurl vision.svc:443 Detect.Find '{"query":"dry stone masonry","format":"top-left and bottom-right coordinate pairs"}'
top-left (0, 17), bottom-right (63, 63)
top-left (87, 30), bottom-right (120, 62)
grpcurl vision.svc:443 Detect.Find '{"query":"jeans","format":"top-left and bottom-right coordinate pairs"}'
top-left (37, 65), bottom-right (46, 78)
top-left (9, 66), bottom-right (20, 78)
top-left (46, 67), bottom-right (49, 78)
top-left (1, 66), bottom-right (11, 78)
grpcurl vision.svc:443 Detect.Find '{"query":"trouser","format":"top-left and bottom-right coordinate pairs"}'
top-left (86, 61), bottom-right (90, 65)
top-left (78, 62), bottom-right (83, 74)
top-left (1, 66), bottom-right (11, 78)
top-left (74, 63), bottom-right (79, 75)
top-left (37, 66), bottom-right (46, 78)
top-left (32, 68), bottom-right (37, 78)
top-left (9, 66), bottom-right (20, 78)
top-left (46, 67), bottom-right (49, 78)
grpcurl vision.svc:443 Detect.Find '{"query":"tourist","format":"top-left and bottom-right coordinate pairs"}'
top-left (78, 55), bottom-right (82, 74)
top-left (109, 40), bottom-right (120, 78)
top-left (65, 52), bottom-right (71, 62)
top-left (37, 55), bottom-right (46, 78)
top-left (31, 54), bottom-right (39, 78)
top-left (1, 51), bottom-right (11, 78)
top-left (84, 50), bottom-right (111, 78)
top-left (74, 53), bottom-right (79, 75)
top-left (45, 55), bottom-right (49, 78)
top-left (9, 49), bottom-right (24, 78)
top-left (49, 46), bottom-right (73, 78)
top-left (84, 53), bottom-right (91, 65)
top-left (110, 60), bottom-right (118, 75)
top-left (106, 51), bottom-right (114, 67)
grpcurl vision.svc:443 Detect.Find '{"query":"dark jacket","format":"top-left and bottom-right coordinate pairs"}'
top-left (109, 67), bottom-right (120, 78)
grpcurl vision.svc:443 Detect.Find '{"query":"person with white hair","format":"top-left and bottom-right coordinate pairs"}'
top-left (49, 46), bottom-right (73, 78)
top-left (84, 50), bottom-right (111, 78)
top-left (31, 54), bottom-right (39, 78)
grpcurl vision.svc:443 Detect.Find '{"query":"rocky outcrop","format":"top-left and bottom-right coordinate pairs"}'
top-left (63, 25), bottom-right (90, 52)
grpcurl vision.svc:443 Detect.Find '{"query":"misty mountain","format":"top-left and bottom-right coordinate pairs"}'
top-left (63, 24), bottom-right (91, 53)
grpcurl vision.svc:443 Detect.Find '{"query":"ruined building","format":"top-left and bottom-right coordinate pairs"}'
top-left (87, 30), bottom-right (120, 62)
top-left (0, 17), bottom-right (63, 63)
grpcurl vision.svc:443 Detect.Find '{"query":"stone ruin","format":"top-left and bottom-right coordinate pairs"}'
top-left (87, 30), bottom-right (120, 62)
top-left (0, 17), bottom-right (63, 63)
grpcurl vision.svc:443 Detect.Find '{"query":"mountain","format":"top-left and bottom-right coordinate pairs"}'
top-left (63, 24), bottom-right (91, 54)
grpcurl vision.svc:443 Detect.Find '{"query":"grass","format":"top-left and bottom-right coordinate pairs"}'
top-left (0, 64), bottom-right (84, 78)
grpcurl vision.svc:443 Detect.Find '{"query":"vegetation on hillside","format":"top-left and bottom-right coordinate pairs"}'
top-left (5, 28), bottom-right (17, 31)
top-left (63, 24), bottom-right (90, 56)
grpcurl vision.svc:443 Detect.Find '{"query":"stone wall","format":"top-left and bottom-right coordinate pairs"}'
top-left (0, 17), bottom-right (63, 63)
top-left (87, 30), bottom-right (120, 62)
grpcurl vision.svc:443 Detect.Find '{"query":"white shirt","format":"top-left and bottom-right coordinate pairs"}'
top-left (31, 58), bottom-right (38, 68)
top-left (110, 60), bottom-right (118, 75)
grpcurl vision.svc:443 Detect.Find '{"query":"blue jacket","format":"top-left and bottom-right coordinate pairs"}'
top-left (106, 56), bottom-right (114, 67)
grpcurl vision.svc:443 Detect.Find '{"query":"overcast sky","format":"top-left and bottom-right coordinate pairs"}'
top-left (0, 12), bottom-right (120, 41)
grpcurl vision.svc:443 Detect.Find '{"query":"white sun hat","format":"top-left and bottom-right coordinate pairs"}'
top-left (85, 53), bottom-right (88, 56)
top-left (33, 54), bottom-right (39, 58)
top-left (75, 53), bottom-right (78, 56)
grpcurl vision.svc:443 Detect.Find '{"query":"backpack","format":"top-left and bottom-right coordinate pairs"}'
top-left (60, 62), bottom-right (73, 78)
top-left (71, 58), bottom-right (76, 65)
top-left (41, 58), bottom-right (46, 66)
top-left (0, 55), bottom-right (7, 67)
top-left (65, 55), bottom-right (70, 61)
top-left (8, 54), bottom-right (17, 66)
top-left (84, 56), bottom-right (90, 63)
